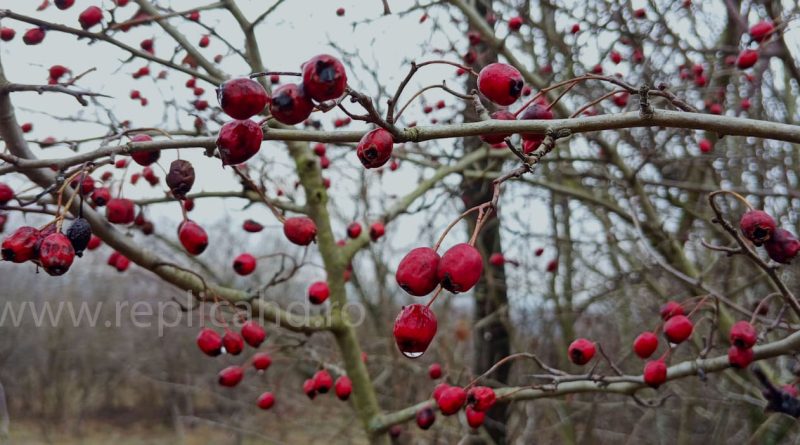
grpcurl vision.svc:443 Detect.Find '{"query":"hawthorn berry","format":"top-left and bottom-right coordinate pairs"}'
top-left (217, 78), bottom-right (270, 119)
top-left (78, 6), bottom-right (104, 30)
top-left (49, 65), bottom-right (70, 81)
top-left (643, 360), bottom-right (667, 388)
top-left (437, 243), bottom-right (483, 293)
top-left (216, 119), bottom-right (263, 165)
top-left (432, 382), bottom-right (450, 401)
top-left (252, 352), bottom-right (272, 370)
top-left (23, 28), bottom-right (46, 45)
top-left (66, 217), bottom-right (92, 257)
top-left (303, 378), bottom-right (317, 399)
top-left (302, 54), bottom-right (348, 101)
top-left (699, 138), bottom-right (713, 153)
top-left (519, 103), bottom-right (554, 144)
top-left (178, 220), bottom-right (208, 255)
top-left (393, 304), bottom-right (438, 358)
top-left (728, 345), bottom-right (754, 369)
top-left (467, 386), bottom-right (496, 412)
top-left (130, 134), bottom-right (160, 166)
top-left (313, 143), bottom-right (326, 157)
top-left (0, 183), bottom-right (14, 205)
top-left (570, 23), bottom-right (580, 34)
top-left (222, 331), bottom-right (245, 355)
top-left (308, 281), bottom-right (330, 304)
top-left (166, 159), bottom-right (195, 199)
top-left (108, 251), bottom-right (130, 272)
top-left (0, 28), bottom-right (15, 42)
top-left (1, 226), bottom-right (39, 262)
top-left (218, 366), bottom-right (244, 387)
top-left (313, 369), bottom-right (333, 393)
top-left (659, 301), bottom-right (684, 320)
top-left (729, 320), bottom-right (757, 349)
top-left (283, 216), bottom-right (317, 245)
top-left (336, 7), bottom-right (345, 16)
top-left (106, 198), bottom-right (136, 224)
top-left (243, 219), bottom-right (264, 233)
top-left (663, 314), bottom-right (693, 343)
top-left (270, 83), bottom-right (314, 125)
top-left (736, 49), bottom-right (759, 70)
top-left (87, 235), bottom-right (102, 250)
top-left (356, 128), bottom-right (394, 169)
top-left (477, 63), bottom-right (524, 106)
top-left (428, 363), bottom-right (442, 379)
top-left (257, 392), bottom-right (275, 410)
top-left (198, 35), bottom-right (210, 48)
top-left (347, 222), bottom-right (362, 239)
top-left (479, 110), bottom-right (516, 144)
top-left (610, 50), bottom-right (622, 64)
top-left (765, 229), bottom-right (800, 264)
top-left (466, 406), bottom-right (485, 428)
top-left (54, 0), bottom-right (75, 10)
top-left (389, 426), bottom-right (403, 438)
top-left (489, 253), bottom-right (505, 266)
top-left (196, 328), bottom-right (223, 356)
top-left (233, 253), bottom-right (257, 276)
top-left (568, 338), bottom-right (596, 365)
top-left (396, 247), bottom-right (441, 296)
top-left (416, 407), bottom-right (436, 430)
top-left (749, 21), bottom-right (774, 42)
top-left (335, 376), bottom-right (352, 401)
top-left (437, 386), bottom-right (466, 415)
top-left (633, 332), bottom-right (658, 359)
top-left (508, 16), bottom-right (523, 31)
top-left (369, 222), bottom-right (385, 241)
top-left (241, 320), bottom-right (266, 347)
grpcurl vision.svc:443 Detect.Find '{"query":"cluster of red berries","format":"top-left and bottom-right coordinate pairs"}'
top-left (415, 383), bottom-right (496, 430)
top-left (1, 220), bottom-right (85, 276)
top-left (303, 369), bottom-right (352, 402)
top-left (728, 320), bottom-right (757, 369)
top-left (739, 209), bottom-right (800, 264)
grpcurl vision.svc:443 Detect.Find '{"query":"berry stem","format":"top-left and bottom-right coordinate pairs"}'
top-left (708, 190), bottom-right (754, 211)
top-left (424, 286), bottom-right (443, 309)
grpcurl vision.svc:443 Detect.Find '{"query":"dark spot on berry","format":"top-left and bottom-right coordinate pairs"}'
top-left (509, 79), bottom-right (523, 98)
top-left (365, 146), bottom-right (378, 160)
top-left (316, 61), bottom-right (336, 83)
top-left (273, 93), bottom-right (293, 110)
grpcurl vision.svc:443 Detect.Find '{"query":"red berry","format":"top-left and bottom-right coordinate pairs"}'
top-left (749, 21), bottom-right (774, 43)
top-left (741, 98), bottom-right (751, 111)
top-left (178, 220), bottom-right (208, 255)
top-left (356, 128), bottom-right (394, 169)
top-left (257, 392), bottom-right (275, 410)
top-left (396, 247), bottom-right (441, 296)
top-left (198, 35), bottom-right (210, 47)
top-left (241, 320), bottom-right (266, 347)
top-left (222, 330), bottom-right (244, 355)
top-left (217, 78), bottom-right (270, 120)
top-left (437, 386), bottom-right (466, 415)
top-left (252, 352), bottom-right (272, 370)
top-left (302, 54), bottom-right (348, 101)
top-left (633, 8), bottom-right (646, 18)
top-left (437, 243), bottom-right (483, 293)
top-left (519, 104), bottom-right (554, 145)
top-left (699, 138), bottom-right (713, 153)
top-left (313, 369), bottom-right (333, 393)
top-left (1, 226), bottom-right (38, 263)
top-left (347, 222), bottom-right (362, 239)
top-left (196, 328), bottom-right (222, 356)
top-left (432, 382), bottom-right (450, 401)
top-left (0, 28), bottom-right (15, 42)
top-left (270, 83), bottom-right (314, 125)
top-left (466, 406), bottom-right (485, 428)
top-left (508, 16), bottom-right (523, 31)
top-left (729, 320), bottom-right (757, 349)
top-left (467, 386), bottom-right (496, 412)
top-left (613, 92), bottom-right (629, 107)
top-left (335, 376), bottom-right (352, 401)
top-left (393, 304), bottom-right (437, 358)
top-left (87, 235), bottom-right (102, 250)
top-left (130, 134), bottom-right (160, 166)
top-left (633, 332), bottom-right (659, 359)
top-left (313, 143), bottom-right (326, 156)
top-left (106, 198), bottom-right (136, 224)
top-left (477, 63), bottom-right (524, 106)
top-left (336, 7), bottom-right (345, 16)
top-left (308, 281), bottom-right (330, 304)
top-left (0, 183), bottom-right (14, 205)
top-left (243, 219), bottom-right (264, 233)
top-left (218, 366), bottom-right (244, 387)
top-left (610, 50), bottom-right (622, 64)
top-left (369, 222), bottom-right (385, 241)
top-left (428, 363), bottom-right (442, 379)
top-left (663, 315), bottom-right (693, 343)
top-left (416, 407), bottom-right (435, 429)
top-left (736, 49), bottom-right (759, 70)
top-left (535, 247), bottom-right (544, 256)
top-left (765, 229), bottom-right (800, 264)
top-left (659, 301), bottom-right (684, 320)
top-left (728, 345), bottom-right (754, 368)
top-left (643, 360), bottom-right (667, 387)
top-left (489, 252), bottom-right (505, 266)
top-left (23, 28), bottom-right (46, 45)
top-left (79, 6), bottom-right (104, 30)
top-left (49, 65), bottom-right (70, 80)
top-left (233, 253), bottom-right (257, 275)
top-left (739, 210), bottom-right (775, 246)
top-left (303, 378), bottom-right (317, 399)
top-left (55, 0), bottom-right (75, 9)
top-left (567, 338), bottom-right (596, 365)
top-left (216, 119), bottom-right (263, 165)
top-left (108, 251), bottom-right (130, 272)
top-left (570, 23), bottom-right (580, 34)
top-left (479, 110), bottom-right (516, 144)
top-left (283, 216), bottom-right (317, 245)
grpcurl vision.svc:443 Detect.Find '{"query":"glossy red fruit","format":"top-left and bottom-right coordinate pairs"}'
top-left (178, 220), bottom-right (208, 255)
top-left (252, 352), bottom-right (272, 370)
top-left (302, 54), bottom-right (348, 101)
top-left (49, 65), bottom-right (70, 81)
top-left (129, 134), bottom-right (159, 166)
top-left (222, 331), bottom-right (244, 355)
top-left (519, 103), bottom-right (554, 144)
top-left (729, 320), bottom-right (757, 349)
top-left (479, 110), bottom-right (516, 144)
top-left (108, 251), bottom-right (130, 272)
top-left (243, 219), bottom-right (264, 233)
top-left (396, 247), bottom-right (441, 296)
top-left (283, 216), bottom-right (317, 245)
top-left (335, 375), bottom-right (352, 401)
top-left (23, 28), bottom-right (46, 45)
top-left (217, 78), bottom-right (270, 119)
top-left (508, 16), bottom-right (523, 31)
top-left (736, 49), bottom-right (758, 69)
top-left (644, 360), bottom-right (667, 388)
top-left (663, 315), bottom-right (693, 343)
top-left (0, 28), bottom-right (15, 42)
top-left (347, 222), bottom-right (362, 239)
top-left (369, 222), bottom-right (385, 241)
top-left (467, 386), bottom-right (496, 412)
top-left (356, 128), bottom-right (394, 169)
top-left (432, 382), bottom-right (450, 402)
top-left (1, 226), bottom-right (38, 263)
top-left (568, 338), bottom-right (596, 365)
top-left (428, 363), bottom-right (442, 379)
top-left (466, 406), bottom-right (485, 428)
top-left (257, 392), bottom-right (275, 410)
top-left (313, 369), bottom-right (333, 393)
top-left (38, 233), bottom-right (75, 276)
top-left (728, 345), bottom-right (754, 368)
top-left (749, 21), bottom-right (774, 42)
top-left (270, 83), bottom-right (314, 125)
top-left (216, 119), bottom-right (263, 165)
top-left (437, 243), bottom-right (483, 293)
top-left (437, 386), bottom-right (466, 415)
top-left (0, 183), bottom-right (14, 205)
top-left (196, 328), bottom-right (223, 356)
top-left (313, 143), bottom-right (326, 156)
top-left (91, 187), bottom-right (110, 206)
top-left (633, 332), bottom-right (659, 359)
top-left (336, 7), bottom-right (345, 16)
top-left (699, 138), bottom-right (713, 153)
top-left (764, 228), bottom-right (800, 264)
top-left (241, 321), bottom-right (266, 347)
top-left (198, 35), bottom-right (210, 47)
top-left (79, 6), bottom-right (104, 30)
top-left (610, 50), bottom-right (622, 64)
top-left (416, 407), bottom-right (436, 430)
top-left (659, 301), bottom-right (684, 320)
top-left (233, 253), bottom-right (257, 275)
top-left (303, 378), bottom-right (317, 399)
top-left (308, 281), bottom-right (330, 304)
top-left (87, 235), bottom-right (102, 250)
top-left (478, 63), bottom-right (524, 106)
top-left (218, 366), bottom-right (244, 387)
top-left (489, 253), bottom-right (504, 266)
top-left (106, 198), bottom-right (136, 224)
top-left (393, 304), bottom-right (438, 358)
